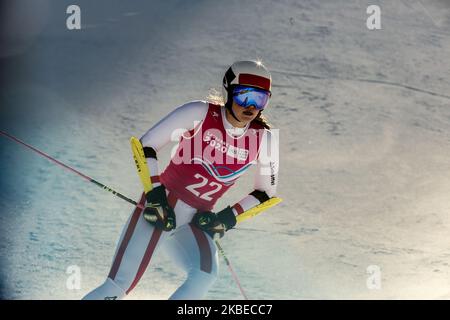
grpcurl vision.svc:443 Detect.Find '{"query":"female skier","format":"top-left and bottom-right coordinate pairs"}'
top-left (83, 60), bottom-right (279, 300)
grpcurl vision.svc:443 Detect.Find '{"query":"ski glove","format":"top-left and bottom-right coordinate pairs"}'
top-left (143, 185), bottom-right (176, 232)
top-left (192, 206), bottom-right (236, 239)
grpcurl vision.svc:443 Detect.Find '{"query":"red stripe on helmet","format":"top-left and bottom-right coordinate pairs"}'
top-left (239, 73), bottom-right (271, 91)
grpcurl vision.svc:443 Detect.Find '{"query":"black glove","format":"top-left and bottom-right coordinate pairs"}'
top-left (143, 185), bottom-right (176, 231)
top-left (192, 206), bottom-right (236, 239)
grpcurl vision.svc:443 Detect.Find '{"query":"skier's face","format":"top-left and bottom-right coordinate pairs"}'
top-left (231, 101), bottom-right (259, 124)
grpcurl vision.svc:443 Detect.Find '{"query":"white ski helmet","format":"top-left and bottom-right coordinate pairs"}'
top-left (222, 60), bottom-right (272, 107)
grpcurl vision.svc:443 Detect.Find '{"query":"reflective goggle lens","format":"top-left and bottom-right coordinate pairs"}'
top-left (232, 85), bottom-right (271, 110)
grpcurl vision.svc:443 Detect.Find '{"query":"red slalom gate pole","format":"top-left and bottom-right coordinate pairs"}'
top-left (0, 130), bottom-right (144, 210)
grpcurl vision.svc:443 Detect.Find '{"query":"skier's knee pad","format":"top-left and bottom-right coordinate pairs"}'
top-left (82, 278), bottom-right (126, 300)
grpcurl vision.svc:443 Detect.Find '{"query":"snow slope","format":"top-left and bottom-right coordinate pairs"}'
top-left (1, 0), bottom-right (450, 299)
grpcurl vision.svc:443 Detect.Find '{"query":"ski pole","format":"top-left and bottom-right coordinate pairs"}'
top-left (214, 240), bottom-right (249, 299)
top-left (0, 130), bottom-right (145, 210)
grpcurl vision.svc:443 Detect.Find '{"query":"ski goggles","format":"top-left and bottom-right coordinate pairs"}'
top-left (232, 85), bottom-right (271, 110)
